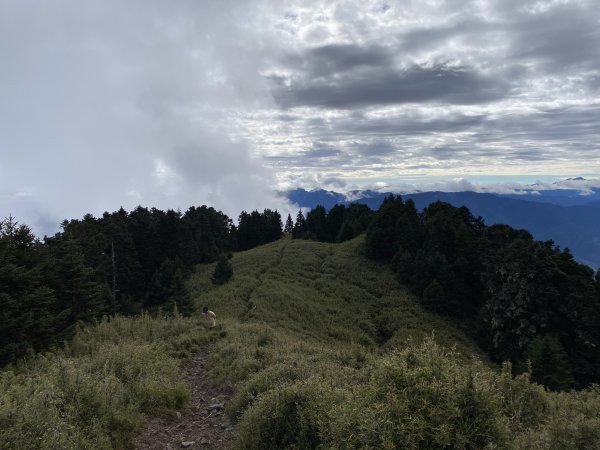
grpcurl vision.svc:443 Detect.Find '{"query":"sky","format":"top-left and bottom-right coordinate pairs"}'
top-left (1, 0), bottom-right (599, 236)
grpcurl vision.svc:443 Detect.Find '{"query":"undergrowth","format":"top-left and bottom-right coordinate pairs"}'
top-left (195, 236), bottom-right (600, 449)
top-left (0, 314), bottom-right (218, 449)
top-left (2, 236), bottom-right (599, 449)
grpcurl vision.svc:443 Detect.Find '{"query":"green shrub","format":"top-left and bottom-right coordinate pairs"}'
top-left (0, 313), bottom-right (215, 449)
top-left (327, 339), bottom-right (509, 449)
top-left (235, 378), bottom-right (341, 450)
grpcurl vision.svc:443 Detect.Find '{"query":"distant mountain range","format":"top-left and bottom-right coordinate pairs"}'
top-left (286, 188), bottom-right (600, 269)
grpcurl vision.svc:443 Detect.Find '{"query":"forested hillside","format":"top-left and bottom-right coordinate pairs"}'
top-left (0, 206), bottom-right (283, 366)
top-left (2, 233), bottom-right (600, 448)
top-left (293, 196), bottom-right (600, 389)
top-left (191, 237), bottom-right (599, 448)
top-left (287, 188), bottom-right (600, 268)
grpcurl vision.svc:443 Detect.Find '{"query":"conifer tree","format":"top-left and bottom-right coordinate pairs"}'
top-left (165, 268), bottom-right (195, 316)
top-left (520, 335), bottom-right (575, 391)
top-left (325, 204), bottom-right (345, 242)
top-left (306, 205), bottom-right (327, 241)
top-left (53, 238), bottom-right (109, 324)
top-left (0, 217), bottom-right (64, 364)
top-left (292, 210), bottom-right (307, 239)
top-left (144, 258), bottom-right (177, 308)
top-left (212, 253), bottom-right (233, 285)
top-left (284, 213), bottom-right (294, 234)
top-left (422, 279), bottom-right (445, 311)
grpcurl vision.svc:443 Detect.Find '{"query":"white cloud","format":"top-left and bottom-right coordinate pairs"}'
top-left (1, 0), bottom-right (599, 236)
top-left (0, 0), bottom-right (292, 236)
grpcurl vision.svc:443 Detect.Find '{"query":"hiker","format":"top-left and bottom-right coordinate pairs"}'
top-left (202, 306), bottom-right (217, 328)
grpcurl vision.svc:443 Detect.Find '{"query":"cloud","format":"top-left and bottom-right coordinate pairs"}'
top-left (285, 43), bottom-right (394, 78)
top-left (2, 0), bottom-right (599, 235)
top-left (273, 63), bottom-right (509, 109)
top-left (506, 3), bottom-right (600, 73)
top-left (0, 0), bottom-right (292, 236)
top-left (362, 176), bottom-right (600, 197)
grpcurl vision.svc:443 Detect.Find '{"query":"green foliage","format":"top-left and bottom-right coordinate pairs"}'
top-left (335, 203), bottom-right (374, 242)
top-left (236, 209), bottom-right (283, 251)
top-left (326, 340), bottom-right (511, 449)
top-left (518, 335), bottom-right (575, 391)
top-left (189, 237), bottom-right (600, 449)
top-left (167, 268), bottom-right (195, 316)
top-left (0, 216), bottom-right (67, 365)
top-left (363, 199), bottom-right (600, 387)
top-left (0, 314), bottom-right (216, 449)
top-left (283, 213), bottom-right (294, 234)
top-left (291, 210), bottom-right (307, 239)
top-left (3, 234), bottom-right (600, 449)
top-left (300, 203), bottom-right (375, 243)
top-left (305, 204), bottom-right (327, 241)
top-left (365, 195), bottom-right (420, 260)
top-left (212, 254), bottom-right (233, 285)
top-left (423, 279), bottom-right (446, 311)
top-left (235, 378), bottom-right (338, 450)
top-left (1, 204), bottom-right (242, 365)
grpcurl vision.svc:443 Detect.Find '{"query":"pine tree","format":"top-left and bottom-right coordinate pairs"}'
top-left (168, 268), bottom-right (195, 316)
top-left (144, 258), bottom-right (177, 308)
top-left (520, 335), bottom-right (574, 391)
top-left (292, 210), bottom-right (307, 239)
top-left (284, 213), bottom-right (294, 234)
top-left (306, 205), bottom-right (327, 241)
top-left (54, 238), bottom-right (109, 324)
top-left (0, 217), bottom-right (63, 364)
top-left (212, 254), bottom-right (233, 285)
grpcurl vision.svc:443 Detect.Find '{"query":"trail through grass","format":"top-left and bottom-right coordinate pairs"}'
top-left (2, 235), bottom-right (599, 449)
top-left (190, 236), bottom-right (600, 449)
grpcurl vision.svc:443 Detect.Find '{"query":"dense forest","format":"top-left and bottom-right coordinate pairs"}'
top-left (3, 197), bottom-right (600, 392)
top-left (293, 196), bottom-right (600, 390)
top-left (0, 206), bottom-right (283, 366)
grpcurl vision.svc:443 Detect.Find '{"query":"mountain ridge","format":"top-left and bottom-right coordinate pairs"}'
top-left (286, 188), bottom-right (600, 268)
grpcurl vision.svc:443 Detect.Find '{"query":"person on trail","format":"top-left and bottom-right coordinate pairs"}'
top-left (202, 306), bottom-right (217, 328)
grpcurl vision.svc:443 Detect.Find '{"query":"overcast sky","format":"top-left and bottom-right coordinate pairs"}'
top-left (1, 0), bottom-right (600, 236)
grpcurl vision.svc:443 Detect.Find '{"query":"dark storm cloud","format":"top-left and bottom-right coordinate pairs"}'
top-left (274, 64), bottom-right (509, 109)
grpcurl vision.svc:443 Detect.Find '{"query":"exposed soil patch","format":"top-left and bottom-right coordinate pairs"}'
top-left (132, 346), bottom-right (235, 449)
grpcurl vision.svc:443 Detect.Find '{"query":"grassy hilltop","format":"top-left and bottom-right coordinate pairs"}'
top-left (194, 236), bottom-right (599, 449)
top-left (191, 235), bottom-right (482, 358)
top-left (1, 235), bottom-right (599, 449)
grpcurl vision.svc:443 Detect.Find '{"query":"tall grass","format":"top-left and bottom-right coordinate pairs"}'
top-left (193, 236), bottom-right (600, 449)
top-left (0, 314), bottom-right (217, 449)
top-left (2, 235), bottom-right (599, 448)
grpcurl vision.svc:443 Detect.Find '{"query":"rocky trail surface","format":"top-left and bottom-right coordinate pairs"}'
top-left (132, 346), bottom-right (235, 449)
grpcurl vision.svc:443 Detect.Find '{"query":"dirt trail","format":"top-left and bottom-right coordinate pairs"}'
top-left (132, 345), bottom-right (235, 450)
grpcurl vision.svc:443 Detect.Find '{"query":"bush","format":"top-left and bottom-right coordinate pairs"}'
top-left (0, 314), bottom-right (214, 449)
top-left (235, 378), bottom-right (340, 450)
top-left (328, 339), bottom-right (509, 449)
top-left (212, 254), bottom-right (233, 285)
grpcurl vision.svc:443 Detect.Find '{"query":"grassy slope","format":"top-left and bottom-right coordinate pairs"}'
top-left (2, 236), bottom-right (599, 449)
top-left (189, 236), bottom-right (600, 449)
top-left (190, 235), bottom-right (483, 358)
top-left (0, 315), bottom-right (219, 449)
